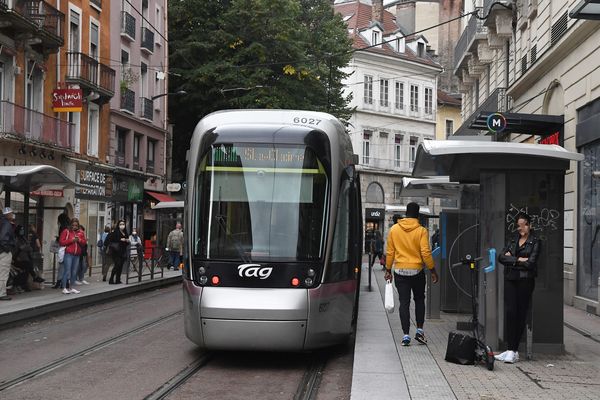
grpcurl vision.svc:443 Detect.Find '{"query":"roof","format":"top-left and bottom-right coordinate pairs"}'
top-left (412, 140), bottom-right (584, 182)
top-left (0, 165), bottom-right (82, 193)
top-left (437, 90), bottom-right (461, 106)
top-left (400, 176), bottom-right (461, 199)
top-left (385, 204), bottom-right (433, 216)
top-left (146, 191), bottom-right (177, 203)
top-left (334, 1), bottom-right (442, 69)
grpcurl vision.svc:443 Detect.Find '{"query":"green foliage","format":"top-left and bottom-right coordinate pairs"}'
top-left (168, 0), bottom-right (353, 180)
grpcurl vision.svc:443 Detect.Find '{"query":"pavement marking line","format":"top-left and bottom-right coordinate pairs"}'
top-left (0, 310), bottom-right (183, 392)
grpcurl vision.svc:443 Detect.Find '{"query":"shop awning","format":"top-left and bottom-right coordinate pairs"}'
top-left (0, 165), bottom-right (82, 193)
top-left (152, 201), bottom-right (184, 210)
top-left (146, 191), bottom-right (177, 203)
top-left (400, 177), bottom-right (461, 199)
top-left (412, 140), bottom-right (584, 183)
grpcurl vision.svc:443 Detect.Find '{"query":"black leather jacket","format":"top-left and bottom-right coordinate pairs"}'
top-left (498, 234), bottom-right (541, 280)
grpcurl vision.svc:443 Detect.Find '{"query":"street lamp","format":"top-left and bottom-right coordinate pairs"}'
top-left (569, 0), bottom-right (600, 19)
top-left (151, 90), bottom-right (187, 101)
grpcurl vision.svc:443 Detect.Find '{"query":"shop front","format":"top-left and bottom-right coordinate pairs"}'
top-left (110, 172), bottom-right (144, 236)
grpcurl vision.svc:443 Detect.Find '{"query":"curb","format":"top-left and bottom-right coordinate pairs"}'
top-left (0, 276), bottom-right (183, 328)
top-left (563, 321), bottom-right (600, 344)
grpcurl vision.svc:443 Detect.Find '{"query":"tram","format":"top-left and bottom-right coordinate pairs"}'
top-left (183, 109), bottom-right (363, 351)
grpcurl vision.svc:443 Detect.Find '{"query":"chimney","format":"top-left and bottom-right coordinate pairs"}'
top-left (396, 1), bottom-right (416, 34)
top-left (372, 0), bottom-right (383, 25)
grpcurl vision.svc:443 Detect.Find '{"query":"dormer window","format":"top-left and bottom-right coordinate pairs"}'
top-left (417, 42), bottom-right (425, 57)
top-left (395, 38), bottom-right (401, 51)
top-left (372, 30), bottom-right (380, 46)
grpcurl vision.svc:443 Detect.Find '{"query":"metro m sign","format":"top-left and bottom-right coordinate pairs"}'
top-left (52, 89), bottom-right (83, 112)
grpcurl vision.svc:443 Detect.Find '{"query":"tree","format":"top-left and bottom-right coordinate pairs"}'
top-left (168, 0), bottom-right (353, 180)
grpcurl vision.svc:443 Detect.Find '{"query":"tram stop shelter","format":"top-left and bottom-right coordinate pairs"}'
top-left (0, 165), bottom-right (82, 231)
top-left (412, 140), bottom-right (584, 354)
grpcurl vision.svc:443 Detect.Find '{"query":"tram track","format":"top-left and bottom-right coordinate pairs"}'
top-left (0, 310), bottom-right (183, 392)
top-left (294, 354), bottom-right (327, 400)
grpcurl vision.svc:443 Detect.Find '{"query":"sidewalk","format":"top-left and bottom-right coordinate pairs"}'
top-left (351, 261), bottom-right (600, 400)
top-left (0, 263), bottom-right (182, 328)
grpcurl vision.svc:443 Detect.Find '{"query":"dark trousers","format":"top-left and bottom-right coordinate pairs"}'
top-left (394, 271), bottom-right (426, 335)
top-left (504, 278), bottom-right (535, 352)
top-left (110, 254), bottom-right (125, 283)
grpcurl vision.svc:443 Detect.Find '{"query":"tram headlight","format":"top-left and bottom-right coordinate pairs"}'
top-left (198, 266), bottom-right (206, 275)
top-left (304, 277), bottom-right (314, 287)
top-left (307, 268), bottom-right (315, 277)
top-left (199, 276), bottom-right (208, 285)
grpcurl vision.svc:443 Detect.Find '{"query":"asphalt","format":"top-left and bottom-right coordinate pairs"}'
top-left (2, 260), bottom-right (599, 400)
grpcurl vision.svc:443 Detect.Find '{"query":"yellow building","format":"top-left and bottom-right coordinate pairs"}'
top-left (436, 90), bottom-right (461, 140)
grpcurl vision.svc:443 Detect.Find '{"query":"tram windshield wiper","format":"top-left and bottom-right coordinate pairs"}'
top-left (215, 215), bottom-right (249, 263)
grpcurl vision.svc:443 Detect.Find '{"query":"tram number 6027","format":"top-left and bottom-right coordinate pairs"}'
top-left (293, 117), bottom-right (321, 126)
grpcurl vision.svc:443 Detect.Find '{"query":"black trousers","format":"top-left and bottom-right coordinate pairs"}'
top-left (110, 254), bottom-right (125, 282)
top-left (504, 278), bottom-right (535, 352)
top-left (394, 271), bottom-right (426, 335)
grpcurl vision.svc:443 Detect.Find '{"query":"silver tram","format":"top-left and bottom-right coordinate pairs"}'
top-left (183, 110), bottom-right (363, 351)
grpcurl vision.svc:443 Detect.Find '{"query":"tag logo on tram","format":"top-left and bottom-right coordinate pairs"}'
top-left (237, 264), bottom-right (273, 279)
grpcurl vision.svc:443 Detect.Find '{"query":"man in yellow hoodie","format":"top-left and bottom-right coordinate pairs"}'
top-left (384, 202), bottom-right (438, 346)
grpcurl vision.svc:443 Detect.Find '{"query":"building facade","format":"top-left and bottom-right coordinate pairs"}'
top-left (335, 0), bottom-right (442, 240)
top-left (453, 0), bottom-right (600, 314)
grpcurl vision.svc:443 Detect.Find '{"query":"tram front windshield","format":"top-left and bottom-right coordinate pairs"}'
top-left (193, 144), bottom-right (329, 262)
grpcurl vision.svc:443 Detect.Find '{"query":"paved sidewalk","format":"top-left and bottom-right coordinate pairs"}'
top-left (0, 264), bottom-right (182, 327)
top-left (351, 261), bottom-right (600, 400)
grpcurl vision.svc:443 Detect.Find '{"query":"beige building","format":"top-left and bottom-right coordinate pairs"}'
top-left (436, 90), bottom-right (461, 140)
top-left (453, 0), bottom-right (600, 314)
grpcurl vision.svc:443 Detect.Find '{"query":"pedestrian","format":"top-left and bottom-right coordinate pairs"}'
top-left (75, 225), bottom-right (90, 285)
top-left (58, 217), bottom-right (86, 294)
top-left (28, 224), bottom-right (43, 273)
top-left (100, 225), bottom-right (111, 281)
top-left (128, 228), bottom-right (142, 272)
top-left (0, 207), bottom-right (16, 300)
top-left (495, 212), bottom-right (540, 364)
top-left (53, 213), bottom-right (71, 289)
top-left (12, 225), bottom-right (44, 292)
top-left (384, 203), bottom-right (438, 346)
top-left (166, 222), bottom-right (183, 270)
top-left (106, 220), bottom-right (129, 284)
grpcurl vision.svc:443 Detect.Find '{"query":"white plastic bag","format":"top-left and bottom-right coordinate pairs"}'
top-left (58, 246), bottom-right (66, 263)
top-left (384, 279), bottom-right (395, 313)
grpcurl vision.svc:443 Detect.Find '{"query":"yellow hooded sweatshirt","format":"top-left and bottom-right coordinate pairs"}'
top-left (385, 218), bottom-right (434, 272)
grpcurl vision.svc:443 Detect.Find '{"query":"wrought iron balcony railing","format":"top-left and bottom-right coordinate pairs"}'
top-left (0, 100), bottom-right (73, 149)
top-left (146, 159), bottom-right (155, 173)
top-left (141, 27), bottom-right (154, 53)
top-left (454, 8), bottom-right (488, 73)
top-left (141, 97), bottom-right (153, 121)
top-left (121, 11), bottom-right (135, 40)
top-left (66, 52), bottom-right (115, 98)
top-left (26, 0), bottom-right (64, 41)
top-left (120, 88), bottom-right (135, 114)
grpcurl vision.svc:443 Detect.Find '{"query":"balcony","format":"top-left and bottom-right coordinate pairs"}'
top-left (0, 100), bottom-right (73, 150)
top-left (120, 88), bottom-right (135, 114)
top-left (361, 156), bottom-right (413, 174)
top-left (65, 52), bottom-right (116, 101)
top-left (140, 97), bottom-right (153, 121)
top-left (454, 8), bottom-right (488, 74)
top-left (115, 151), bottom-right (126, 167)
top-left (0, 0), bottom-right (65, 53)
top-left (483, 0), bottom-right (513, 38)
top-left (120, 11), bottom-right (135, 41)
top-left (453, 87), bottom-right (508, 136)
top-left (90, 0), bottom-right (101, 11)
top-left (141, 27), bottom-right (154, 53)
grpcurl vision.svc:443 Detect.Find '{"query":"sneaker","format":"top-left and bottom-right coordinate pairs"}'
top-left (80, 280), bottom-right (90, 285)
top-left (415, 328), bottom-right (427, 345)
top-left (69, 288), bottom-right (81, 294)
top-left (33, 277), bottom-right (45, 283)
top-left (62, 288), bottom-right (70, 294)
top-left (504, 350), bottom-right (517, 364)
top-left (494, 350), bottom-right (509, 361)
top-left (402, 335), bottom-right (411, 346)
top-left (74, 280), bottom-right (83, 285)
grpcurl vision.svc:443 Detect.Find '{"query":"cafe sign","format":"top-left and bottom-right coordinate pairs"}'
top-left (52, 88), bottom-right (83, 112)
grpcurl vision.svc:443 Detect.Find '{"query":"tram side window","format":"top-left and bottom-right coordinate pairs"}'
top-left (326, 179), bottom-right (350, 281)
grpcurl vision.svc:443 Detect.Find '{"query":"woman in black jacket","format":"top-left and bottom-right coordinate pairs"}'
top-left (106, 220), bottom-right (129, 284)
top-left (496, 212), bottom-right (541, 364)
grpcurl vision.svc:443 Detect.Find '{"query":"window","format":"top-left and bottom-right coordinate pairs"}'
top-left (379, 79), bottom-right (389, 107)
top-left (133, 134), bottom-right (141, 162)
top-left (116, 127), bottom-right (127, 166)
top-left (394, 134), bottom-right (403, 168)
top-left (424, 87), bottom-right (433, 114)
top-left (410, 85), bottom-right (419, 112)
top-left (121, 49), bottom-right (130, 76)
top-left (140, 62), bottom-right (148, 98)
top-left (394, 183), bottom-right (402, 200)
top-left (147, 139), bottom-right (156, 172)
top-left (90, 21), bottom-right (99, 60)
top-left (87, 104), bottom-right (99, 157)
top-left (372, 30), bottom-right (379, 46)
top-left (155, 5), bottom-right (162, 45)
top-left (417, 42), bottom-right (425, 57)
top-left (395, 82), bottom-right (404, 110)
top-left (366, 182), bottom-right (384, 203)
top-left (363, 75), bottom-right (373, 105)
top-left (363, 130), bottom-right (372, 164)
top-left (409, 137), bottom-right (418, 168)
top-left (445, 120), bottom-right (454, 138)
top-left (69, 9), bottom-right (80, 52)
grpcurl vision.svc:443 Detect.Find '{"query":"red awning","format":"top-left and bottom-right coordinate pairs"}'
top-left (146, 191), bottom-right (177, 203)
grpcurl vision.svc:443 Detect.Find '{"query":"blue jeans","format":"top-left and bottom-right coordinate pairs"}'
top-left (77, 255), bottom-right (88, 281)
top-left (62, 253), bottom-right (80, 289)
top-left (169, 251), bottom-right (181, 269)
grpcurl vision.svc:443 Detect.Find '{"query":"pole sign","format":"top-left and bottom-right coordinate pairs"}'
top-left (486, 112), bottom-right (507, 134)
top-left (52, 88), bottom-right (83, 112)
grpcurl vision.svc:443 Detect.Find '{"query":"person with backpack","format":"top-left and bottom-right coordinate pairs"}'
top-left (166, 222), bottom-right (184, 270)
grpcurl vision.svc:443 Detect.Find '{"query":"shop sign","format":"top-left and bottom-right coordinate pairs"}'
top-left (128, 179), bottom-right (143, 202)
top-left (75, 168), bottom-right (113, 200)
top-left (540, 131), bottom-right (562, 146)
top-left (112, 174), bottom-right (144, 203)
top-left (366, 208), bottom-right (385, 220)
top-left (30, 189), bottom-right (64, 197)
top-left (486, 112), bottom-right (507, 133)
top-left (52, 89), bottom-right (83, 112)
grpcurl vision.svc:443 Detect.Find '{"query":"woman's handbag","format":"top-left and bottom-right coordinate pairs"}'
top-left (109, 242), bottom-right (120, 255)
top-left (384, 279), bottom-right (395, 313)
top-left (58, 246), bottom-right (66, 263)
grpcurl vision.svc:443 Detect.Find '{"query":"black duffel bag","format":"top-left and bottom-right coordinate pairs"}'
top-left (445, 331), bottom-right (476, 365)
